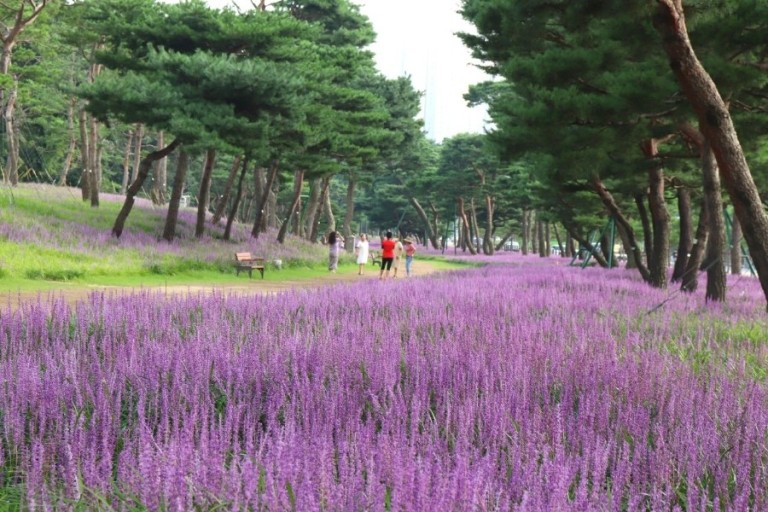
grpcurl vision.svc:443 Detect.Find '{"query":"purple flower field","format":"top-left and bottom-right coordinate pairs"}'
top-left (1, 261), bottom-right (768, 510)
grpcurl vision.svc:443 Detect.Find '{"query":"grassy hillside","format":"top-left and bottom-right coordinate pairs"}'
top-left (0, 184), bottom-right (337, 290)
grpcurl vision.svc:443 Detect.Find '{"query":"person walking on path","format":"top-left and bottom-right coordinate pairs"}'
top-left (392, 238), bottom-right (404, 277)
top-left (355, 233), bottom-right (370, 275)
top-left (379, 231), bottom-right (396, 280)
top-left (404, 238), bottom-right (416, 276)
top-left (327, 231), bottom-right (343, 273)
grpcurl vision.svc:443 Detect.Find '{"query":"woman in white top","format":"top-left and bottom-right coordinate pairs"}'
top-left (355, 233), bottom-right (370, 275)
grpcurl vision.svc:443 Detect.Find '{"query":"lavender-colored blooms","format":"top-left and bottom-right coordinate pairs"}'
top-left (1, 260), bottom-right (767, 509)
top-left (0, 185), bottom-right (327, 270)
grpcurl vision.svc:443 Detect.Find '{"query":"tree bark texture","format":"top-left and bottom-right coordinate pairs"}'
top-left (654, 0), bottom-right (768, 306)
top-left (701, 143), bottom-right (726, 302)
top-left (212, 155), bottom-right (242, 225)
top-left (342, 175), bottom-right (355, 249)
top-left (151, 130), bottom-right (168, 204)
top-left (88, 114), bottom-right (100, 207)
top-left (195, 148), bottom-right (216, 238)
top-left (251, 160), bottom-right (279, 239)
top-left (321, 177), bottom-right (335, 234)
top-left (592, 176), bottom-right (650, 281)
top-left (409, 196), bottom-right (439, 249)
top-left (641, 138), bottom-right (670, 289)
top-left (77, 107), bottom-right (90, 201)
top-left (120, 130), bottom-right (133, 195)
top-left (163, 149), bottom-right (189, 242)
top-left (521, 209), bottom-right (529, 255)
top-left (671, 186), bottom-right (693, 282)
top-left (304, 177), bottom-right (323, 241)
top-left (634, 193), bottom-right (652, 265)
top-left (277, 169), bottom-right (305, 244)
top-left (112, 139), bottom-right (181, 238)
top-left (58, 97), bottom-right (78, 186)
top-left (730, 213), bottom-right (742, 275)
top-left (131, 124), bottom-right (144, 184)
top-left (681, 198), bottom-right (709, 293)
top-left (224, 157), bottom-right (249, 241)
top-left (310, 177), bottom-right (330, 244)
top-left (458, 197), bottom-right (476, 255)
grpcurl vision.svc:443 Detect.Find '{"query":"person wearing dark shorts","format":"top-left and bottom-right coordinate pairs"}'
top-left (379, 231), bottom-right (396, 280)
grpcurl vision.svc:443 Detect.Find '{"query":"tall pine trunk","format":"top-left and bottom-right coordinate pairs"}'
top-left (224, 157), bottom-right (249, 241)
top-left (701, 143), bottom-right (726, 302)
top-left (251, 160), bottom-right (278, 239)
top-left (212, 155), bottom-right (242, 225)
top-left (731, 214), bottom-right (742, 275)
top-left (681, 197), bottom-right (709, 293)
top-left (342, 175), bottom-right (355, 248)
top-left (671, 186), bottom-right (693, 282)
top-left (277, 170), bottom-right (305, 244)
top-left (641, 138), bottom-right (670, 289)
top-left (195, 148), bottom-right (216, 238)
top-left (304, 177), bottom-right (323, 241)
top-left (163, 149), bottom-right (189, 242)
top-left (58, 97), bottom-right (78, 186)
top-left (458, 197), bottom-right (476, 255)
top-left (120, 130), bottom-right (133, 195)
top-left (151, 130), bottom-right (168, 204)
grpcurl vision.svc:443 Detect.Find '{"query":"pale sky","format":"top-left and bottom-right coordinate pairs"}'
top-left (161, 0), bottom-right (490, 141)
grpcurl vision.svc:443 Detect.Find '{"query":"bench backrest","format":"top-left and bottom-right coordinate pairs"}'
top-left (235, 252), bottom-right (253, 262)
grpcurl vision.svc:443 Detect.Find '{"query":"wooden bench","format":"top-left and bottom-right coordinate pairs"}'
top-left (369, 250), bottom-right (381, 268)
top-left (234, 252), bottom-right (265, 279)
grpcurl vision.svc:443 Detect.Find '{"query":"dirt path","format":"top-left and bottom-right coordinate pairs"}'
top-left (4, 260), bottom-right (446, 308)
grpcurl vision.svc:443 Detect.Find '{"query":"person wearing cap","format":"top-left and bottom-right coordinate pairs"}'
top-left (379, 231), bottom-right (396, 279)
top-left (404, 238), bottom-right (416, 276)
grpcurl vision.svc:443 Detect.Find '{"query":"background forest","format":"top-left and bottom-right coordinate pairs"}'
top-left (3, 0), bottom-right (768, 304)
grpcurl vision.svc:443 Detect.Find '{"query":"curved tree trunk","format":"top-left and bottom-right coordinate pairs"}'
top-left (409, 196), bottom-right (439, 249)
top-left (671, 186), bottom-right (693, 282)
top-left (163, 149), bottom-right (189, 243)
top-left (634, 192), bottom-right (652, 266)
top-left (112, 139), bottom-right (181, 238)
top-left (195, 148), bottom-right (216, 238)
top-left (212, 155), bottom-right (242, 225)
top-left (304, 177), bottom-right (323, 241)
top-left (277, 170), bottom-right (305, 244)
top-left (562, 221), bottom-right (609, 268)
top-left (654, 0), bottom-right (768, 307)
top-left (701, 143), bottom-right (726, 302)
top-left (457, 197), bottom-right (476, 255)
top-left (494, 227), bottom-right (516, 252)
top-left (591, 175), bottom-right (650, 281)
top-left (224, 157), bottom-right (249, 241)
top-left (251, 160), bottom-right (279, 239)
top-left (321, 178), bottom-right (335, 234)
top-left (310, 177), bottom-right (330, 243)
top-left (681, 197), bottom-right (709, 293)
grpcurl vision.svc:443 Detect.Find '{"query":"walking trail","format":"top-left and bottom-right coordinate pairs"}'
top-left (3, 260), bottom-right (445, 309)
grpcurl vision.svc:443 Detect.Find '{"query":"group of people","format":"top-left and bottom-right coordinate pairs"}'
top-left (326, 230), bottom-right (416, 278)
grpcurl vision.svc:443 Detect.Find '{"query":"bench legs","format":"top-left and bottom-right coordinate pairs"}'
top-left (236, 267), bottom-right (264, 279)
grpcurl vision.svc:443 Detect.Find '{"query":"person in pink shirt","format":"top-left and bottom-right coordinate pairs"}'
top-left (404, 238), bottom-right (417, 276)
top-left (379, 231), bottom-right (396, 280)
